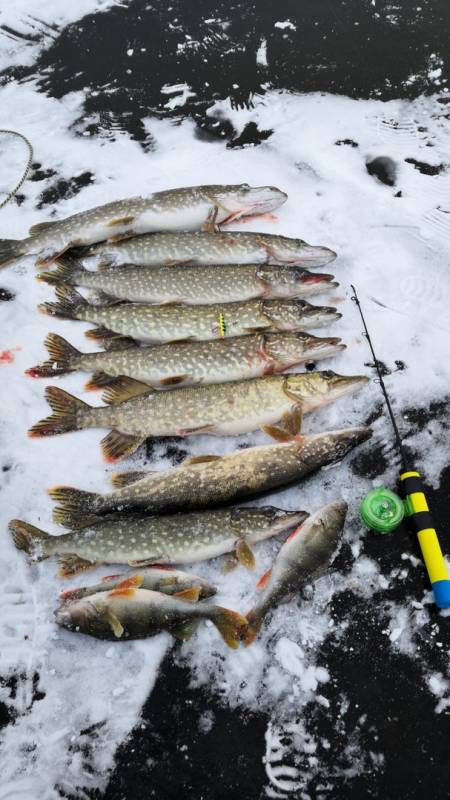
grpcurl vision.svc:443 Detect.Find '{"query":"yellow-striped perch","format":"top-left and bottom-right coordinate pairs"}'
top-left (400, 470), bottom-right (450, 609)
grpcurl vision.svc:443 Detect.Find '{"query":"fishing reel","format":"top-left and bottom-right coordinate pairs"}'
top-left (359, 487), bottom-right (405, 534)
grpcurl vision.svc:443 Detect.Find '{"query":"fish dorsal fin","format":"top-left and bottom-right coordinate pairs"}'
top-left (256, 568), bottom-right (272, 589)
top-left (182, 454), bottom-right (222, 466)
top-left (101, 430), bottom-right (145, 463)
top-left (85, 326), bottom-right (136, 350)
top-left (235, 539), bottom-right (255, 570)
top-left (110, 470), bottom-right (149, 488)
top-left (102, 377), bottom-right (152, 405)
top-left (29, 220), bottom-right (58, 236)
top-left (173, 586), bottom-right (201, 603)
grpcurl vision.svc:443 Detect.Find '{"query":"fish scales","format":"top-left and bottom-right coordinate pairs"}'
top-left (40, 288), bottom-right (342, 344)
top-left (27, 332), bottom-right (345, 388)
top-left (49, 428), bottom-right (372, 528)
top-left (40, 261), bottom-right (337, 305)
top-left (0, 184), bottom-right (286, 269)
top-left (29, 373), bottom-right (369, 457)
top-left (84, 231), bottom-right (336, 268)
top-left (11, 507), bottom-right (307, 570)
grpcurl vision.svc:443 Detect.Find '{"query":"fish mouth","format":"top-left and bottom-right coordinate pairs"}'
top-left (296, 246), bottom-right (337, 267)
top-left (54, 600), bottom-right (98, 632)
top-left (270, 509), bottom-right (309, 533)
top-left (303, 272), bottom-right (335, 285)
top-left (329, 374), bottom-right (370, 399)
top-left (311, 337), bottom-right (346, 354)
top-left (248, 186), bottom-right (288, 213)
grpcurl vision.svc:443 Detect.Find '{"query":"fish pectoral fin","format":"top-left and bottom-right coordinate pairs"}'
top-left (256, 568), bottom-right (272, 589)
top-left (165, 259), bottom-right (193, 267)
top-left (58, 554), bottom-right (96, 578)
top-left (159, 374), bottom-right (189, 387)
top-left (235, 539), bottom-right (256, 570)
top-left (283, 406), bottom-right (303, 436)
top-left (102, 376), bottom-right (152, 404)
top-left (128, 558), bottom-right (157, 567)
top-left (166, 336), bottom-right (195, 344)
top-left (182, 454), bottom-right (222, 466)
top-left (110, 469), bottom-right (149, 488)
top-left (91, 290), bottom-right (122, 307)
top-left (261, 424), bottom-right (293, 442)
top-left (202, 204), bottom-right (220, 232)
top-left (107, 215), bottom-right (135, 227)
top-left (178, 424), bottom-right (215, 436)
top-left (107, 231), bottom-right (135, 243)
top-left (36, 244), bottom-right (76, 270)
top-left (173, 586), bottom-right (202, 603)
top-left (222, 553), bottom-right (238, 573)
top-left (29, 220), bottom-right (58, 236)
top-left (170, 620), bottom-right (199, 641)
top-left (104, 608), bottom-right (124, 638)
top-left (101, 430), bottom-right (146, 463)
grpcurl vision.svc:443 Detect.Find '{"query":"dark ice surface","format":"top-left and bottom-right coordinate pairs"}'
top-left (1, 2), bottom-right (449, 798)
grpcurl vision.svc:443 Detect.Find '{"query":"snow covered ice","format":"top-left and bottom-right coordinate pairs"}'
top-left (0, 16), bottom-right (450, 797)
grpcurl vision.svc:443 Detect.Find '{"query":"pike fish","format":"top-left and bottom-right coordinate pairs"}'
top-left (55, 580), bottom-right (247, 647)
top-left (10, 506), bottom-right (307, 576)
top-left (59, 566), bottom-right (217, 604)
top-left (82, 231), bottom-right (336, 269)
top-left (0, 184), bottom-right (286, 269)
top-left (26, 332), bottom-right (346, 389)
top-left (244, 500), bottom-right (348, 644)
top-left (40, 285), bottom-right (342, 344)
top-left (39, 259), bottom-right (337, 304)
top-left (28, 372), bottom-right (369, 461)
top-left (49, 427), bottom-right (371, 530)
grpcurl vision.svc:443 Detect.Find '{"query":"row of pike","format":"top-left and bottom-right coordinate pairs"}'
top-left (9, 183), bottom-right (372, 646)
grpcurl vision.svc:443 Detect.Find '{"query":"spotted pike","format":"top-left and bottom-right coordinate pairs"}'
top-left (59, 566), bottom-right (218, 604)
top-left (244, 500), bottom-right (348, 644)
top-left (39, 259), bottom-right (337, 304)
top-left (10, 507), bottom-right (307, 576)
top-left (28, 372), bottom-right (369, 461)
top-left (0, 184), bottom-right (286, 269)
top-left (26, 332), bottom-right (346, 389)
top-left (82, 231), bottom-right (336, 269)
top-left (55, 582), bottom-right (247, 647)
top-left (39, 285), bottom-right (342, 344)
top-left (49, 427), bottom-right (371, 530)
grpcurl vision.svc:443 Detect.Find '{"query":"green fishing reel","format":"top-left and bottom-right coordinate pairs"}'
top-left (359, 487), bottom-right (405, 534)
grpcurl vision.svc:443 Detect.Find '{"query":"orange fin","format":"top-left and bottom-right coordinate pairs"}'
top-left (236, 539), bottom-right (255, 570)
top-left (256, 568), bottom-right (272, 589)
top-left (101, 573), bottom-right (122, 583)
top-left (286, 522), bottom-right (305, 542)
top-left (173, 586), bottom-right (201, 603)
top-left (108, 586), bottom-right (137, 598)
top-left (114, 575), bottom-right (144, 590)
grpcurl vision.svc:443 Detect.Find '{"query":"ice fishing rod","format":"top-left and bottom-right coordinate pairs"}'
top-left (0, 130), bottom-right (33, 210)
top-left (351, 284), bottom-right (450, 609)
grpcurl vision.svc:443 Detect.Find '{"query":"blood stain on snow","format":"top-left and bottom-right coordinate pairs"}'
top-left (0, 347), bottom-right (21, 365)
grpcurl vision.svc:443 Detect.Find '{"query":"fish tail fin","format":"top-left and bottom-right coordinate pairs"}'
top-left (37, 256), bottom-right (86, 286)
top-left (0, 239), bottom-right (24, 268)
top-left (25, 333), bottom-right (82, 378)
top-left (28, 386), bottom-right (91, 438)
top-left (38, 284), bottom-right (88, 320)
top-left (242, 609), bottom-right (263, 646)
top-left (49, 485), bottom-right (101, 528)
top-left (211, 607), bottom-right (248, 649)
top-left (9, 519), bottom-right (50, 560)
